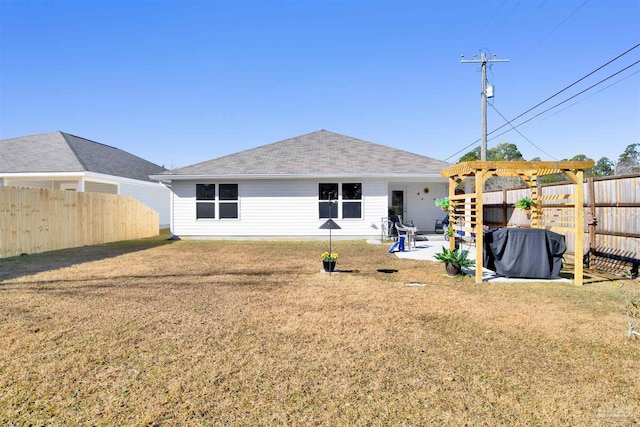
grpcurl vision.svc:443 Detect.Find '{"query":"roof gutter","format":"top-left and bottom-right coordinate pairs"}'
top-left (149, 173), bottom-right (449, 181)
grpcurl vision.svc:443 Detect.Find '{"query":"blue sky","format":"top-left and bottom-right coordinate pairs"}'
top-left (1, 0), bottom-right (638, 169)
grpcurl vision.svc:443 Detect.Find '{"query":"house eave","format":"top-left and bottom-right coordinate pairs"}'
top-left (1, 171), bottom-right (166, 187)
top-left (149, 172), bottom-right (448, 181)
top-left (0, 172), bottom-right (86, 178)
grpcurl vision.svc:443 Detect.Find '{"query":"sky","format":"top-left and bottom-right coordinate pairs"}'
top-left (0, 0), bottom-right (639, 169)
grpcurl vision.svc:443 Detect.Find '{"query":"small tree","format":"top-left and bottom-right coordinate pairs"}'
top-left (590, 157), bottom-right (615, 177)
top-left (620, 283), bottom-right (640, 339)
top-left (615, 143), bottom-right (640, 175)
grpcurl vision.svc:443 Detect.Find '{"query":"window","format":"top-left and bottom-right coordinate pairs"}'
top-left (319, 183), bottom-right (338, 219)
top-left (342, 183), bottom-right (362, 219)
top-left (319, 182), bottom-right (362, 219)
top-left (196, 184), bottom-right (216, 219)
top-left (219, 184), bottom-right (239, 219)
top-left (196, 183), bottom-right (239, 219)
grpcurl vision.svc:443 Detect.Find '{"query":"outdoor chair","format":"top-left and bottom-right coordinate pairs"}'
top-left (435, 214), bottom-right (449, 233)
top-left (395, 221), bottom-right (417, 250)
top-left (387, 214), bottom-right (402, 239)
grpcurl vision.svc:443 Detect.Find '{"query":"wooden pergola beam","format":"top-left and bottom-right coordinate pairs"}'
top-left (440, 161), bottom-right (594, 179)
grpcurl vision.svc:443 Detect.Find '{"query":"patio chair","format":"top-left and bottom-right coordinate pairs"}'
top-left (387, 214), bottom-right (401, 239)
top-left (435, 214), bottom-right (449, 233)
top-left (395, 221), bottom-right (417, 250)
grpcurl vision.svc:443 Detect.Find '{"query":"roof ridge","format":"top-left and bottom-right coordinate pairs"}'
top-left (61, 132), bottom-right (122, 151)
top-left (59, 132), bottom-right (89, 171)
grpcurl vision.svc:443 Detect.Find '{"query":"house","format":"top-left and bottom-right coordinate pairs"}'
top-left (151, 130), bottom-right (451, 239)
top-left (0, 131), bottom-right (170, 227)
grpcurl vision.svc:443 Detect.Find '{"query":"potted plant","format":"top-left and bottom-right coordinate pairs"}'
top-left (433, 247), bottom-right (474, 276)
top-left (435, 197), bottom-right (451, 211)
top-left (514, 196), bottom-right (533, 219)
top-left (514, 196), bottom-right (533, 212)
top-left (321, 251), bottom-right (338, 272)
top-left (444, 224), bottom-right (454, 241)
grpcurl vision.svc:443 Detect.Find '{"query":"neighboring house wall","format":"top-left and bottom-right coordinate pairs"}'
top-left (119, 181), bottom-right (170, 228)
top-left (84, 181), bottom-right (118, 194)
top-left (171, 179), bottom-right (388, 238)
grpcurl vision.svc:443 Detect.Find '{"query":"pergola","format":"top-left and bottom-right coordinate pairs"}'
top-left (440, 160), bottom-right (595, 285)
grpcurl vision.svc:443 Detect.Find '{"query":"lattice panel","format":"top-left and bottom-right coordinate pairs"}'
top-left (450, 195), bottom-right (478, 234)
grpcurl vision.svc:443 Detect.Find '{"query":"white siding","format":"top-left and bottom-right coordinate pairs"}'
top-left (403, 182), bottom-right (450, 233)
top-left (85, 181), bottom-right (118, 194)
top-left (172, 179), bottom-right (388, 238)
top-left (119, 181), bottom-right (171, 228)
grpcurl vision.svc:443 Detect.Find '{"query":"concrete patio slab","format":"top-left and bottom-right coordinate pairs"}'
top-left (370, 236), bottom-right (572, 283)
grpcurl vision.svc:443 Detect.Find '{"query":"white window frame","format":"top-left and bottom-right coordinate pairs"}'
top-left (218, 183), bottom-right (239, 220)
top-left (196, 183), bottom-right (216, 220)
top-left (318, 182), bottom-right (363, 220)
top-left (341, 182), bottom-right (362, 219)
top-left (195, 183), bottom-right (240, 220)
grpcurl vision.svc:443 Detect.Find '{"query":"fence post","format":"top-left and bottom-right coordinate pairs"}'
top-left (502, 188), bottom-right (508, 227)
top-left (587, 178), bottom-right (596, 268)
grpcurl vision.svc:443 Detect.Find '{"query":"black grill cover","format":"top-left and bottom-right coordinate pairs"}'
top-left (484, 228), bottom-right (567, 279)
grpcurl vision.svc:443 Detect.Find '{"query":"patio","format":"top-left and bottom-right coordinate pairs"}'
top-left (371, 235), bottom-right (572, 283)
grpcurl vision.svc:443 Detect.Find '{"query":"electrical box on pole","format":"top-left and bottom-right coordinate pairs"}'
top-left (461, 52), bottom-right (509, 161)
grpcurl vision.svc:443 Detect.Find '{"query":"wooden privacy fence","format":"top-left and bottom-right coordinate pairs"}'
top-left (483, 174), bottom-right (640, 277)
top-left (0, 186), bottom-right (159, 258)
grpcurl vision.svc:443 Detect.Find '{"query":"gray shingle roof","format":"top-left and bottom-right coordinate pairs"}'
top-left (166, 130), bottom-right (450, 177)
top-left (0, 132), bottom-right (166, 182)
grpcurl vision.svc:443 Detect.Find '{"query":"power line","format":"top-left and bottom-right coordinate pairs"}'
top-left (539, 69), bottom-right (640, 122)
top-left (443, 140), bottom-right (482, 162)
top-left (533, 0), bottom-right (590, 49)
top-left (501, 0), bottom-right (523, 26)
top-left (487, 43), bottom-right (640, 138)
top-left (487, 60), bottom-right (640, 143)
top-left (522, 0), bottom-right (549, 27)
top-left (479, 1), bottom-right (507, 36)
top-left (489, 103), bottom-right (560, 160)
top-left (444, 44), bottom-right (640, 162)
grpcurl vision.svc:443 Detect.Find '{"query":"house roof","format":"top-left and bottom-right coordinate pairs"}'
top-left (0, 131), bottom-right (166, 182)
top-left (159, 130), bottom-right (450, 179)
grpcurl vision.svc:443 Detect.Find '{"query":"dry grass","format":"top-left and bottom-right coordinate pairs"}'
top-left (1, 235), bottom-right (638, 425)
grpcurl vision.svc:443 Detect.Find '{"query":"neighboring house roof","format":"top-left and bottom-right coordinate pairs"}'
top-left (0, 131), bottom-right (166, 182)
top-left (159, 130), bottom-right (450, 179)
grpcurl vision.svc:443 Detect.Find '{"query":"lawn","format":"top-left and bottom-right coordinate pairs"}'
top-left (0, 235), bottom-right (638, 425)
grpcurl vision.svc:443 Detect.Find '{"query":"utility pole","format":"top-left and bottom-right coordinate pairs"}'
top-left (461, 52), bottom-right (509, 161)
